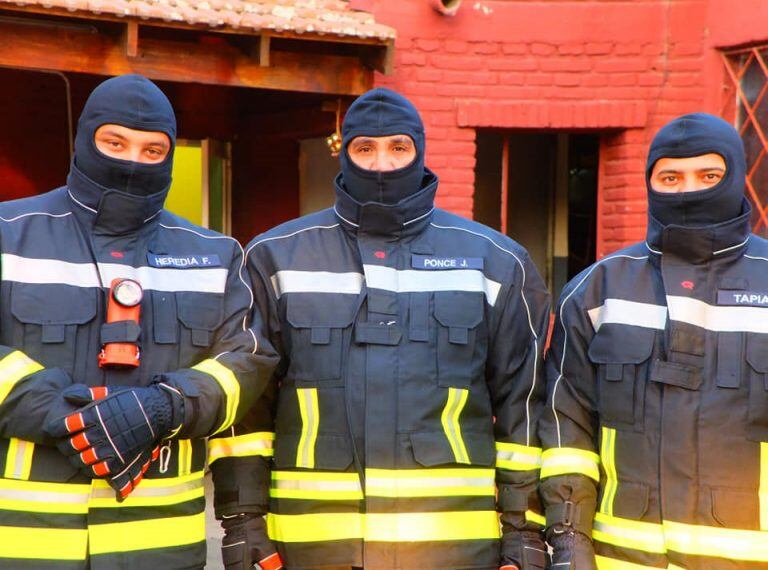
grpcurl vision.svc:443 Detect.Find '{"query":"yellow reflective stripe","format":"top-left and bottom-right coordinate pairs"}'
top-left (177, 439), bottom-right (192, 476)
top-left (496, 442), bottom-right (542, 471)
top-left (270, 470), bottom-right (363, 500)
top-left (267, 510), bottom-right (500, 543)
top-left (89, 511), bottom-right (205, 554)
top-left (525, 510), bottom-right (545, 526)
top-left (441, 387), bottom-right (470, 464)
top-left (296, 388), bottom-right (319, 469)
top-left (663, 519), bottom-right (768, 562)
top-left (365, 467), bottom-right (495, 498)
top-left (593, 512), bottom-right (666, 554)
top-left (4, 438), bottom-right (34, 480)
top-left (0, 478), bottom-right (90, 514)
top-left (208, 432), bottom-right (275, 464)
top-left (192, 359), bottom-right (240, 434)
top-left (89, 472), bottom-right (205, 508)
top-left (761, 442), bottom-right (768, 530)
top-left (0, 351), bottom-right (43, 404)
top-left (0, 524), bottom-right (87, 560)
top-left (599, 427), bottom-right (617, 516)
top-left (541, 447), bottom-right (600, 481)
top-left (596, 556), bottom-right (686, 570)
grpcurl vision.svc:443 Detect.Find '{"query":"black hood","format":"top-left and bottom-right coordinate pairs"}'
top-left (339, 87), bottom-right (426, 205)
top-left (73, 74), bottom-right (176, 197)
top-left (646, 112), bottom-right (746, 227)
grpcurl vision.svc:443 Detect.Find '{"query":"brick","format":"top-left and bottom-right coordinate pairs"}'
top-left (593, 59), bottom-right (650, 73)
top-left (472, 42), bottom-right (499, 55)
top-left (486, 58), bottom-right (537, 72)
top-left (540, 57), bottom-right (592, 72)
top-left (430, 54), bottom-right (486, 71)
top-left (408, 97), bottom-right (454, 111)
top-left (526, 74), bottom-right (554, 86)
top-left (415, 68), bottom-right (442, 82)
top-left (558, 43), bottom-right (584, 55)
top-left (498, 73), bottom-right (526, 86)
top-left (530, 42), bottom-right (556, 56)
top-left (554, 74), bottom-right (581, 87)
top-left (668, 72), bottom-right (702, 87)
top-left (582, 74), bottom-right (608, 87)
top-left (638, 73), bottom-right (665, 87)
top-left (445, 40), bottom-right (469, 54)
top-left (502, 43), bottom-right (527, 55)
top-left (585, 42), bottom-right (613, 55)
top-left (615, 42), bottom-right (644, 55)
top-left (398, 51), bottom-right (427, 66)
top-left (442, 70), bottom-right (498, 85)
top-left (435, 83), bottom-right (489, 98)
top-left (672, 42), bottom-right (703, 56)
top-left (415, 38), bottom-right (441, 52)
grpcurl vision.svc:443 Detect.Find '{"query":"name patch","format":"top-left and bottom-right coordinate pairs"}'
top-left (717, 290), bottom-right (768, 307)
top-left (411, 255), bottom-right (484, 270)
top-left (147, 254), bottom-right (221, 269)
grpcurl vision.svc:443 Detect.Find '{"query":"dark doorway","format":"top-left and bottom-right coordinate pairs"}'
top-left (474, 131), bottom-right (599, 299)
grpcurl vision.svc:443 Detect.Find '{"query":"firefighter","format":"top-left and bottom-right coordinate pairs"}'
top-left (211, 87), bottom-right (551, 570)
top-left (538, 113), bottom-right (768, 569)
top-left (0, 74), bottom-right (276, 569)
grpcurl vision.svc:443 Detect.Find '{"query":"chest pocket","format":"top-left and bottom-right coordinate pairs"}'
top-left (285, 295), bottom-right (358, 388)
top-left (588, 326), bottom-right (656, 430)
top-left (433, 291), bottom-right (487, 389)
top-left (10, 283), bottom-right (97, 375)
top-left (746, 333), bottom-right (768, 442)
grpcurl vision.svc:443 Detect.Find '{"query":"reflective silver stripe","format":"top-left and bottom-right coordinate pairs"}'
top-left (89, 477), bottom-right (204, 500)
top-left (273, 479), bottom-right (362, 493)
top-left (667, 295), bottom-right (768, 333)
top-left (0, 487), bottom-right (90, 504)
top-left (270, 270), bottom-right (364, 298)
top-left (1, 254), bottom-right (227, 294)
top-left (363, 264), bottom-right (501, 306)
top-left (588, 298), bottom-right (668, 331)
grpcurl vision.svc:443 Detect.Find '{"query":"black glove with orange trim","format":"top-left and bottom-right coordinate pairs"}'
top-left (44, 383), bottom-right (183, 500)
top-left (221, 513), bottom-right (283, 570)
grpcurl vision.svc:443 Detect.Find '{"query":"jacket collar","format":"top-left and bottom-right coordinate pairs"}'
top-left (67, 164), bottom-right (167, 235)
top-left (333, 168), bottom-right (437, 241)
top-left (645, 199), bottom-right (752, 264)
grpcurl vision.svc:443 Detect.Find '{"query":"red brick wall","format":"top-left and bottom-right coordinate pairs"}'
top-left (366, 0), bottom-right (745, 257)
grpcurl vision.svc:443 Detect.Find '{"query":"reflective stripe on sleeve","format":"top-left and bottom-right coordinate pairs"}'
top-left (3, 438), bottom-right (34, 481)
top-left (441, 387), bottom-right (470, 464)
top-left (0, 351), bottom-right (44, 405)
top-left (208, 432), bottom-right (275, 465)
top-left (88, 511), bottom-right (205, 554)
top-left (540, 447), bottom-right (600, 481)
top-left (599, 427), bottom-right (618, 516)
top-left (296, 389), bottom-right (319, 469)
top-left (364, 468), bottom-right (495, 498)
top-left (270, 471), bottom-right (363, 501)
top-left (177, 440), bottom-right (192, 476)
top-left (525, 510), bottom-right (546, 527)
top-left (496, 442), bottom-right (542, 471)
top-left (267, 510), bottom-right (501, 543)
top-left (192, 359), bottom-right (240, 434)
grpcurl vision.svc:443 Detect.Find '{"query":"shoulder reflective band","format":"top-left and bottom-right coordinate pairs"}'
top-left (4, 438), bottom-right (34, 481)
top-left (496, 442), bottom-right (542, 471)
top-left (0, 524), bottom-right (88, 561)
top-left (761, 442), bottom-right (768, 530)
top-left (88, 511), bottom-right (205, 555)
top-left (192, 359), bottom-right (240, 434)
top-left (599, 427), bottom-right (618, 516)
top-left (0, 351), bottom-right (43, 405)
top-left (364, 468), bottom-right (495, 498)
top-left (0, 478), bottom-right (90, 514)
top-left (296, 388), bottom-right (319, 469)
top-left (525, 510), bottom-right (546, 527)
top-left (208, 432), bottom-right (275, 465)
top-left (441, 388), bottom-right (470, 464)
top-left (541, 447), bottom-right (600, 482)
top-left (270, 471), bottom-right (363, 501)
top-left (89, 471), bottom-right (204, 508)
top-left (267, 510), bottom-right (501, 543)
top-left (177, 439), bottom-right (192, 476)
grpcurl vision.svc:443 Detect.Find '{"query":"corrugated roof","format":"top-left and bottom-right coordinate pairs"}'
top-left (0, 0), bottom-right (395, 41)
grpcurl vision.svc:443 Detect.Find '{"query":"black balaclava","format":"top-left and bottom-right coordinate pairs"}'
top-left (339, 87), bottom-right (426, 204)
top-left (646, 112), bottom-right (746, 227)
top-left (74, 74), bottom-right (176, 196)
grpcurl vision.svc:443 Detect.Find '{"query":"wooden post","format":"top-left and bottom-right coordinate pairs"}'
top-left (124, 21), bottom-right (139, 58)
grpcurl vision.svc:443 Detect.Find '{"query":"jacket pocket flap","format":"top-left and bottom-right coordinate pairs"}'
top-left (273, 433), bottom-right (354, 470)
top-left (11, 283), bottom-right (97, 325)
top-left (176, 292), bottom-right (224, 331)
top-left (588, 327), bottom-right (655, 364)
top-left (410, 430), bottom-right (495, 467)
top-left (286, 295), bottom-right (357, 329)
top-left (433, 291), bottom-right (484, 329)
top-left (711, 487), bottom-right (759, 529)
top-left (612, 480), bottom-right (650, 520)
top-left (747, 334), bottom-right (768, 372)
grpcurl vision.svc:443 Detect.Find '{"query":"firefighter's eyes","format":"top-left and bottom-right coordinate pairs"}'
top-left (662, 175), bottom-right (678, 184)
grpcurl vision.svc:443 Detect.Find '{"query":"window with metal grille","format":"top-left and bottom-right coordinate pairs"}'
top-left (723, 47), bottom-right (768, 235)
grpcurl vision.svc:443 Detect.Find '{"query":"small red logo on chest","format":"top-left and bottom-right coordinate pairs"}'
top-left (374, 251), bottom-right (386, 259)
top-left (110, 251), bottom-right (125, 259)
top-left (681, 280), bottom-right (695, 290)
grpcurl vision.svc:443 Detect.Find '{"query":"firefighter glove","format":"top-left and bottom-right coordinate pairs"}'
top-left (500, 529), bottom-right (548, 570)
top-left (548, 528), bottom-right (597, 570)
top-left (221, 513), bottom-right (283, 570)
